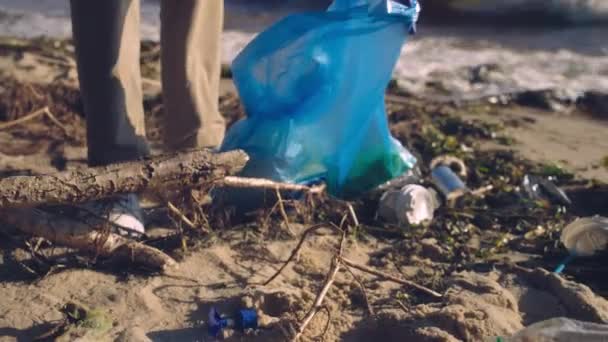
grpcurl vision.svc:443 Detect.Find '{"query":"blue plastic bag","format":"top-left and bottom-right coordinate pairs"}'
top-left (221, 0), bottom-right (420, 198)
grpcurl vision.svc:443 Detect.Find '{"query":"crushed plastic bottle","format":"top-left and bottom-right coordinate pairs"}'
top-left (220, 0), bottom-right (420, 199)
top-left (560, 216), bottom-right (608, 257)
top-left (553, 216), bottom-right (608, 273)
top-left (374, 165), bottom-right (422, 194)
top-left (521, 174), bottom-right (571, 206)
top-left (378, 184), bottom-right (439, 226)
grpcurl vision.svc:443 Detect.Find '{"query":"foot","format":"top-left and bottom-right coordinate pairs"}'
top-left (77, 194), bottom-right (145, 238)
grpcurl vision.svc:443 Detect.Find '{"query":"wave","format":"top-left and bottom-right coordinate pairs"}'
top-left (0, 0), bottom-right (606, 98)
top-left (423, 0), bottom-right (608, 25)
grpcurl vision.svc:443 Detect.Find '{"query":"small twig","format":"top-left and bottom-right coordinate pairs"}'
top-left (263, 201), bottom-right (281, 228)
top-left (339, 215), bottom-right (348, 233)
top-left (197, 208), bottom-right (213, 233)
top-left (263, 223), bottom-right (334, 286)
top-left (167, 201), bottom-right (209, 234)
top-left (35, 54), bottom-right (75, 68)
top-left (25, 83), bottom-right (44, 100)
top-left (312, 306), bottom-right (332, 341)
top-left (447, 186), bottom-right (492, 203)
top-left (501, 260), bottom-right (534, 274)
top-left (275, 188), bottom-right (296, 237)
top-left (43, 108), bottom-right (70, 136)
top-left (24, 239), bottom-right (50, 268)
top-left (396, 299), bottom-right (409, 314)
top-left (336, 224), bottom-right (347, 256)
top-left (347, 203), bottom-right (359, 227)
top-left (17, 260), bottom-right (39, 277)
top-left (471, 184), bottom-right (494, 197)
top-left (0, 107), bottom-right (48, 131)
top-left (0, 106), bottom-right (70, 137)
top-left (189, 188), bottom-right (214, 232)
top-left (220, 176), bottom-right (325, 194)
top-left (340, 257), bottom-right (443, 298)
top-left (27, 237), bottom-right (45, 255)
top-left (291, 227), bottom-right (347, 341)
top-left (343, 263), bottom-right (375, 316)
top-left (292, 257), bottom-right (341, 342)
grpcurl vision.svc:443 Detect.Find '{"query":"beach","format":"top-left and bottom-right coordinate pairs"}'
top-left (0, 1), bottom-right (608, 341)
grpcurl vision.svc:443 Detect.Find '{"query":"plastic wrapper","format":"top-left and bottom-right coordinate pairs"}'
top-left (521, 175), bottom-right (571, 206)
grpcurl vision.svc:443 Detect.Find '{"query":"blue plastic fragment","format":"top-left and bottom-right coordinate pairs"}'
top-left (237, 309), bottom-right (258, 330)
top-left (431, 165), bottom-right (467, 197)
top-left (554, 254), bottom-right (575, 274)
top-left (208, 307), bottom-right (228, 337)
top-left (208, 307), bottom-right (259, 336)
top-left (221, 0), bottom-right (420, 199)
top-left (386, 0), bottom-right (420, 33)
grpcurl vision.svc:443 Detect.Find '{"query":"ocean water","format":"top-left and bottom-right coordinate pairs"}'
top-left (442, 0), bottom-right (608, 23)
top-left (0, 0), bottom-right (607, 97)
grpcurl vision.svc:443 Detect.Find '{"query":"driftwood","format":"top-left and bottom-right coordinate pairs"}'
top-left (0, 208), bottom-right (177, 272)
top-left (220, 176), bottom-right (325, 194)
top-left (0, 149), bottom-right (246, 270)
top-left (0, 149), bottom-right (248, 208)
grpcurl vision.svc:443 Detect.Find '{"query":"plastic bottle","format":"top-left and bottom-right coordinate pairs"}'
top-left (378, 184), bottom-right (439, 225)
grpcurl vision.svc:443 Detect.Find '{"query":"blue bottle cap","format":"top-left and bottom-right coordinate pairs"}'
top-left (237, 309), bottom-right (258, 331)
top-left (208, 307), bottom-right (229, 337)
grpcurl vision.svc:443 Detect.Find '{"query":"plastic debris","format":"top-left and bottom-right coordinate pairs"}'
top-left (237, 309), bottom-right (259, 331)
top-left (208, 307), bottom-right (258, 337)
top-left (432, 165), bottom-right (468, 200)
top-left (208, 307), bottom-right (229, 337)
top-left (220, 0), bottom-right (420, 198)
top-left (492, 317), bottom-right (608, 342)
top-left (560, 216), bottom-right (608, 257)
top-left (374, 165), bottom-right (422, 194)
top-left (521, 174), bottom-right (571, 206)
top-left (430, 155), bottom-right (468, 178)
top-left (515, 88), bottom-right (583, 112)
top-left (554, 216), bottom-right (608, 273)
top-left (378, 184), bottom-right (439, 225)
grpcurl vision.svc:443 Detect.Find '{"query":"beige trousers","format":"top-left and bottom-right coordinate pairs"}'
top-left (70, 0), bottom-right (225, 166)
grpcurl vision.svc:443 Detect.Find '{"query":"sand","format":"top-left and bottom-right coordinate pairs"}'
top-left (0, 35), bottom-right (607, 342)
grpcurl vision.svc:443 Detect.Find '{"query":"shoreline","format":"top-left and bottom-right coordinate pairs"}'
top-left (2, 27), bottom-right (607, 101)
top-left (0, 1), bottom-right (607, 99)
top-left (0, 23), bottom-right (608, 342)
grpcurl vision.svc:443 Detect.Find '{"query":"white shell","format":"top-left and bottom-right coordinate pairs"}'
top-left (560, 216), bottom-right (608, 257)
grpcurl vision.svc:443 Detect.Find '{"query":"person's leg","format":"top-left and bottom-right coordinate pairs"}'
top-left (160, 0), bottom-right (225, 151)
top-left (70, 0), bottom-right (147, 235)
top-left (70, 0), bottom-right (149, 167)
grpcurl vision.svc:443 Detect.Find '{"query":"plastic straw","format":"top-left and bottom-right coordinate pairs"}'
top-left (554, 254), bottom-right (574, 274)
